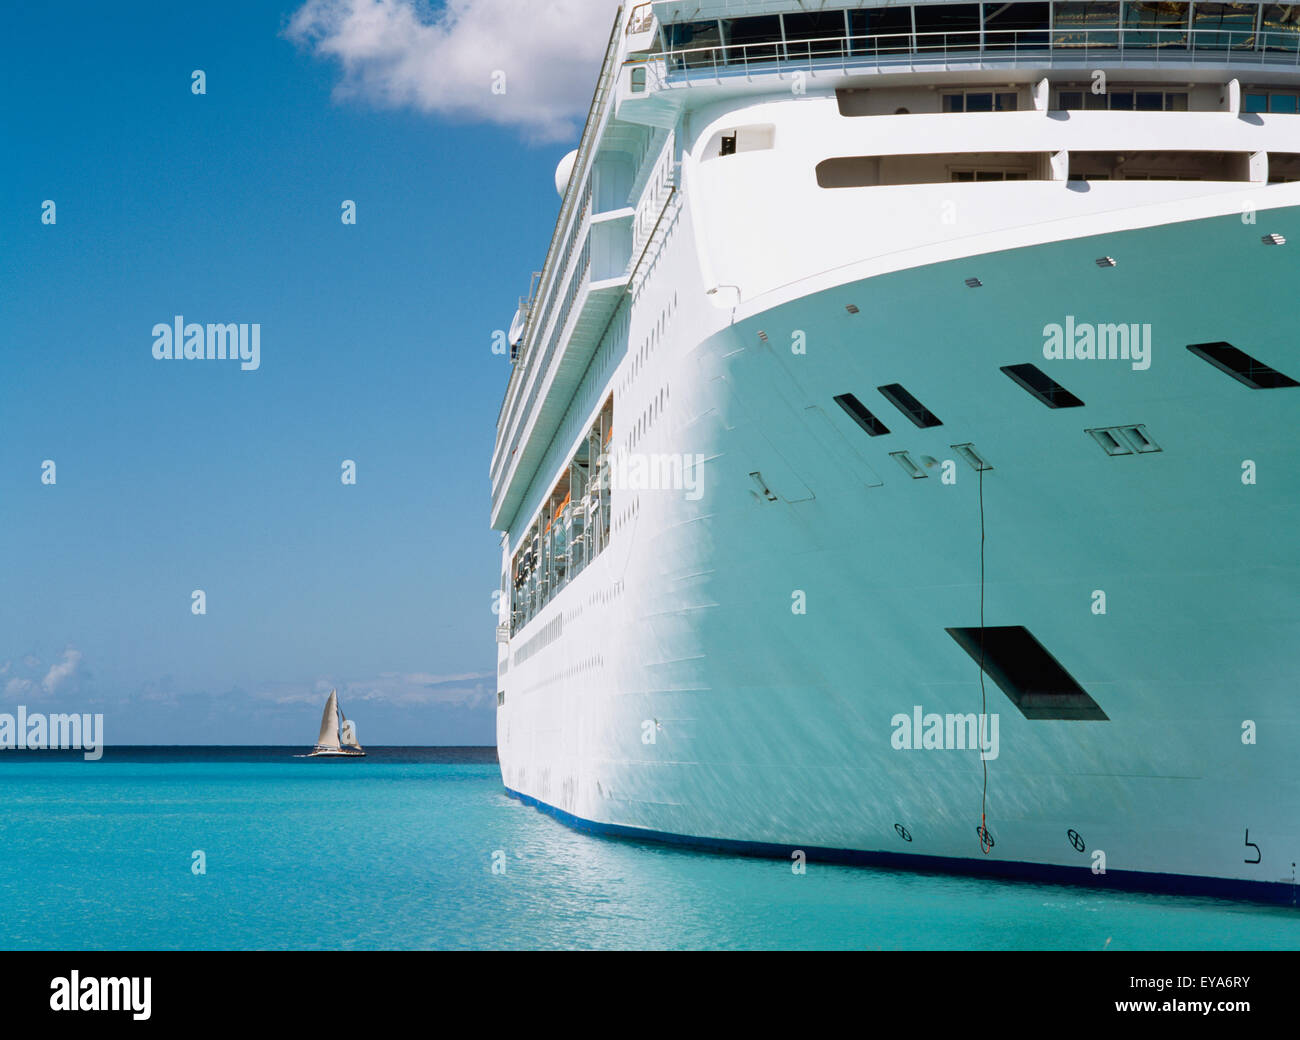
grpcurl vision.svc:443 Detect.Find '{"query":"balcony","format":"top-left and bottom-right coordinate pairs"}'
top-left (653, 27), bottom-right (1300, 82)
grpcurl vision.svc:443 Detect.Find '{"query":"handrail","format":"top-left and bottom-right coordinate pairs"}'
top-left (658, 27), bottom-right (1300, 76)
top-left (493, 8), bottom-right (624, 484)
top-left (627, 2), bottom-right (653, 36)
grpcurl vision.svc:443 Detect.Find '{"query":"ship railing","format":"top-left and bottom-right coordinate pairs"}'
top-left (659, 27), bottom-right (1300, 82)
top-left (627, 2), bottom-right (654, 36)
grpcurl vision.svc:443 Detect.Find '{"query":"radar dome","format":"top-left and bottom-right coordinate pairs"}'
top-left (554, 149), bottom-right (579, 198)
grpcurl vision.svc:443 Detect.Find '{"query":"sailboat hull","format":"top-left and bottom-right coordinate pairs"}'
top-left (305, 748), bottom-right (366, 758)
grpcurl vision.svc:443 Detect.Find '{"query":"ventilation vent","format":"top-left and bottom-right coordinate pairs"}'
top-left (1088, 428), bottom-right (1129, 456)
top-left (951, 442), bottom-right (992, 471)
top-left (878, 383), bottom-right (943, 428)
top-left (890, 450), bottom-right (927, 478)
top-left (945, 626), bottom-right (1108, 721)
top-left (833, 393), bottom-right (890, 436)
top-left (964, 277), bottom-right (983, 288)
top-left (1186, 341), bottom-right (1299, 389)
top-left (845, 303), bottom-right (860, 314)
top-left (1088, 425), bottom-right (1160, 455)
top-left (1095, 256), bottom-right (1117, 268)
top-left (756, 330), bottom-right (769, 343)
top-left (1001, 363), bottom-right (1085, 409)
top-left (1262, 233), bottom-right (1286, 245)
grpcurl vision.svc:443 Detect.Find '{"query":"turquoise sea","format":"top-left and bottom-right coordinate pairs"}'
top-left (0, 747), bottom-right (1295, 951)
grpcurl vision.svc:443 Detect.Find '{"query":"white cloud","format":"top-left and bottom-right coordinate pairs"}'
top-left (41, 648), bottom-right (82, 695)
top-left (286, 0), bottom-right (619, 143)
top-left (5, 678), bottom-right (36, 698)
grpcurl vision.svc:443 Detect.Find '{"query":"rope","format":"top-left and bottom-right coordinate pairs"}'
top-left (978, 463), bottom-right (992, 855)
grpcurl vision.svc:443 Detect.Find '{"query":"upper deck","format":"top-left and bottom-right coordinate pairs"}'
top-left (491, 1), bottom-right (1300, 532)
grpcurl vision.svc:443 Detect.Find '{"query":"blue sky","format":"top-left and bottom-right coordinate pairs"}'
top-left (0, 0), bottom-right (613, 744)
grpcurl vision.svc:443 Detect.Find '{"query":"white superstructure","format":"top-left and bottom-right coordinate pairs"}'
top-left (491, 1), bottom-right (1300, 903)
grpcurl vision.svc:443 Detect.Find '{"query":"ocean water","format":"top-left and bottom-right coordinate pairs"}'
top-left (0, 747), bottom-right (1295, 951)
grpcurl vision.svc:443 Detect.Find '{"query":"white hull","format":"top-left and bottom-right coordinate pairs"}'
top-left (492, 5), bottom-right (1300, 904)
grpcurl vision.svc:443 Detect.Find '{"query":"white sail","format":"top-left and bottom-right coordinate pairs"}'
top-left (315, 689), bottom-right (340, 750)
top-left (340, 713), bottom-right (362, 750)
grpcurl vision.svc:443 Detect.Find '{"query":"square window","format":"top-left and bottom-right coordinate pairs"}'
top-left (1245, 93), bottom-right (1268, 112)
top-left (1109, 91), bottom-right (1135, 109)
top-left (1136, 92), bottom-right (1163, 110)
top-left (996, 92), bottom-right (1019, 111)
top-left (1270, 94), bottom-right (1299, 113)
top-left (965, 92), bottom-right (994, 112)
top-left (942, 94), bottom-right (966, 113)
top-left (1058, 91), bottom-right (1084, 109)
top-left (1165, 93), bottom-right (1189, 111)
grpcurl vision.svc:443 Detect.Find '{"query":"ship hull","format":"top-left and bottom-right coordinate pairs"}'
top-left (497, 205), bottom-right (1300, 905)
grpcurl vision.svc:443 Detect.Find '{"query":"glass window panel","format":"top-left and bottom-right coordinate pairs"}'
top-left (1165, 92), bottom-right (1189, 111)
top-left (1270, 94), bottom-right (1300, 112)
top-left (1085, 91), bottom-right (1108, 110)
top-left (1191, 3), bottom-right (1258, 50)
top-left (974, 171), bottom-right (1002, 181)
top-left (782, 11), bottom-right (847, 59)
top-left (984, 2), bottom-right (1050, 49)
top-left (1136, 92), bottom-right (1164, 111)
top-left (722, 16), bottom-right (782, 64)
top-left (1053, 2), bottom-right (1119, 48)
top-left (914, 4), bottom-right (981, 51)
top-left (1109, 91), bottom-right (1134, 110)
top-left (1058, 91), bottom-right (1084, 110)
top-left (942, 94), bottom-right (966, 112)
top-left (667, 21), bottom-right (722, 68)
top-left (1262, 5), bottom-right (1300, 51)
top-left (965, 92), bottom-right (994, 112)
top-left (951, 170), bottom-right (975, 181)
top-left (1123, 2), bottom-right (1190, 47)
top-left (849, 8), bottom-right (913, 55)
top-left (996, 92), bottom-right (1019, 111)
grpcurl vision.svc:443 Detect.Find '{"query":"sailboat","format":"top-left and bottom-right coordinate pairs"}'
top-left (305, 689), bottom-right (365, 758)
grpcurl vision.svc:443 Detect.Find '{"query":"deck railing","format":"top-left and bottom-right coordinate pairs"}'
top-left (657, 27), bottom-right (1300, 80)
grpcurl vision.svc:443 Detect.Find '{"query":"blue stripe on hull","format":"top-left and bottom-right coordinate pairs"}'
top-left (505, 786), bottom-right (1299, 909)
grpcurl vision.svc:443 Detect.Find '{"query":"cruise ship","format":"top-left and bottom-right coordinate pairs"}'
top-left (490, 1), bottom-right (1300, 905)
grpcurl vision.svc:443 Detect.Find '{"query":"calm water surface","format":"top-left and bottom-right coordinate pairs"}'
top-left (0, 747), bottom-right (1294, 950)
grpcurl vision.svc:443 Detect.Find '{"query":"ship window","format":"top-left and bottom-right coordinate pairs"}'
top-left (1123, 1), bottom-right (1190, 48)
top-left (1001, 364), bottom-right (1085, 408)
top-left (914, 4), bottom-right (981, 50)
top-left (984, 2), bottom-right (1050, 48)
top-left (1261, 4), bottom-right (1300, 52)
top-left (877, 383), bottom-right (942, 428)
top-left (1193, 3), bottom-right (1260, 50)
top-left (665, 20), bottom-right (722, 68)
top-left (1245, 92), bottom-right (1268, 112)
top-left (783, 11), bottom-right (849, 59)
top-left (1186, 342), bottom-right (1300, 388)
top-left (722, 16), bottom-right (782, 63)
top-left (1053, 2), bottom-right (1120, 47)
top-left (943, 91), bottom-right (1019, 113)
top-left (946, 626), bottom-right (1108, 720)
top-left (833, 393), bottom-right (891, 436)
top-left (848, 8), bottom-right (913, 54)
top-left (1270, 94), bottom-right (1300, 113)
